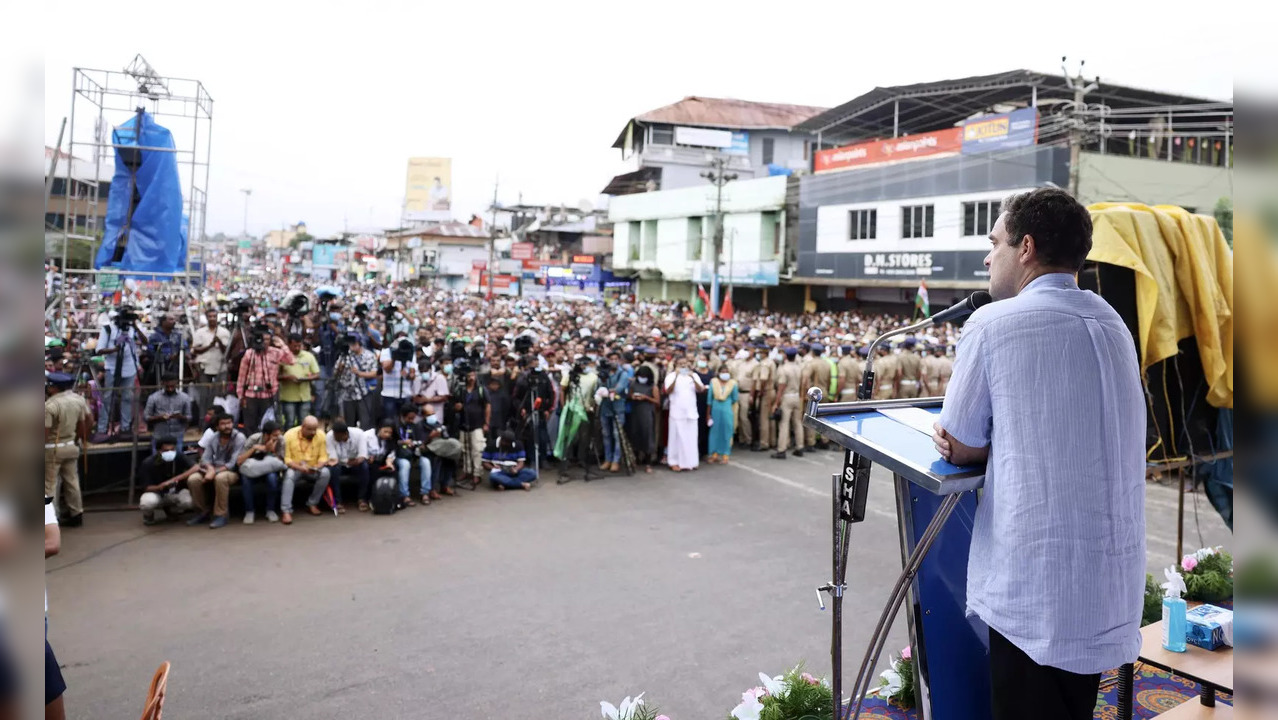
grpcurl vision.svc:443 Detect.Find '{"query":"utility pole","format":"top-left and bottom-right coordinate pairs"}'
top-left (239, 188), bottom-right (252, 240)
top-left (700, 156), bottom-right (737, 315)
top-left (1062, 57), bottom-right (1099, 198)
top-left (486, 176), bottom-right (499, 299)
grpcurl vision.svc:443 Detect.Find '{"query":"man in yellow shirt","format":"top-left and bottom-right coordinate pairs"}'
top-left (280, 333), bottom-right (320, 428)
top-left (281, 415), bottom-right (332, 524)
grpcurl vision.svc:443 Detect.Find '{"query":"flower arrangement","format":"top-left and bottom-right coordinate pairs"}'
top-left (1179, 546), bottom-right (1233, 603)
top-left (729, 665), bottom-right (833, 720)
top-left (600, 692), bottom-right (667, 720)
top-left (867, 647), bottom-right (916, 709)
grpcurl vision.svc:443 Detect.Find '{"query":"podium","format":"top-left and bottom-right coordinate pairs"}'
top-left (804, 390), bottom-right (990, 720)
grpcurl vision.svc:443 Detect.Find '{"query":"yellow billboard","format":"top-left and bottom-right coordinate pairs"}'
top-left (404, 157), bottom-right (452, 221)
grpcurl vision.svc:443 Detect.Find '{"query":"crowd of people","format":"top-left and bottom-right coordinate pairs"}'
top-left (45, 275), bottom-right (957, 529)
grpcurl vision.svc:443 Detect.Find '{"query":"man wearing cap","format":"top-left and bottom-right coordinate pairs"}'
top-left (837, 345), bottom-right (864, 401)
top-left (803, 343), bottom-right (835, 450)
top-left (734, 347), bottom-right (758, 450)
top-left (94, 310), bottom-right (143, 442)
top-left (924, 344), bottom-right (954, 396)
top-left (872, 344), bottom-right (900, 400)
top-left (45, 373), bottom-right (91, 526)
top-left (753, 343), bottom-right (777, 451)
top-left (897, 337), bottom-right (922, 399)
top-left (770, 348), bottom-right (804, 459)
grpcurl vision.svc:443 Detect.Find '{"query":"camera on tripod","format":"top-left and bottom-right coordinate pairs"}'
top-left (282, 290), bottom-right (310, 319)
top-left (112, 304), bottom-right (139, 329)
top-left (390, 338), bottom-right (414, 364)
top-left (513, 335), bottom-right (534, 355)
top-left (380, 302), bottom-right (399, 321)
top-left (249, 322), bottom-right (271, 352)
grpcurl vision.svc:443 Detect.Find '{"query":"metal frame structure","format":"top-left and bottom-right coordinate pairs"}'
top-left (55, 55), bottom-right (213, 342)
top-left (51, 55), bottom-right (214, 507)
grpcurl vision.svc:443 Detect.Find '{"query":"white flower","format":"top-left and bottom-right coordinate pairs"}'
top-left (1194, 546), bottom-right (1218, 561)
top-left (758, 672), bottom-right (787, 697)
top-left (731, 692), bottom-right (765, 720)
top-left (875, 668), bottom-right (904, 699)
top-left (600, 693), bottom-right (645, 720)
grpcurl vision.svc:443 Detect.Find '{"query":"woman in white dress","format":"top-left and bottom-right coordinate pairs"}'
top-left (664, 357), bottom-right (704, 471)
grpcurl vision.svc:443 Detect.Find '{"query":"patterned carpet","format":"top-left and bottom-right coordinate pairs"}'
top-left (855, 664), bottom-right (1233, 719)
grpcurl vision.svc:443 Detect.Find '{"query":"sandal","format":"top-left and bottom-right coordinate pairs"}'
top-left (336, 504), bottom-right (347, 515)
top-left (403, 497), bottom-right (417, 507)
top-left (357, 501), bottom-right (369, 512)
top-left (421, 495), bottom-right (432, 506)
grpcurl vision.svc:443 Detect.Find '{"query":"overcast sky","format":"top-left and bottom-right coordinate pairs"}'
top-left (42, 0), bottom-right (1232, 239)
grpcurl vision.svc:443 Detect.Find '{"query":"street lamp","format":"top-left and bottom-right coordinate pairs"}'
top-left (240, 188), bottom-right (252, 238)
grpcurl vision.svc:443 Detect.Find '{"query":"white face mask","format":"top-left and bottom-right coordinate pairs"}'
top-left (718, 372), bottom-right (731, 381)
top-left (636, 376), bottom-right (649, 384)
top-left (160, 450), bottom-right (177, 462)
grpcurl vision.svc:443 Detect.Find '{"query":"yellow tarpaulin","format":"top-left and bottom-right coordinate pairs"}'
top-left (1087, 202), bottom-right (1233, 409)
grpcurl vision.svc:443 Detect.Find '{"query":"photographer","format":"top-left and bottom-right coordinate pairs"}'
top-left (314, 311), bottom-right (343, 416)
top-left (413, 359), bottom-right (451, 426)
top-left (279, 333), bottom-right (320, 429)
top-left (598, 350), bottom-right (633, 473)
top-left (511, 355), bottom-right (554, 464)
top-left (482, 430), bottom-right (537, 491)
top-left (379, 331), bottom-right (417, 423)
top-left (237, 420), bottom-right (287, 524)
top-left (450, 360), bottom-right (489, 486)
top-left (147, 314), bottom-right (188, 385)
top-left (192, 308), bottom-right (231, 418)
top-left (235, 325), bottom-right (296, 434)
top-left (331, 334), bottom-right (378, 430)
top-left (394, 404), bottom-right (434, 506)
top-left (93, 306), bottom-right (145, 442)
top-left (224, 299), bottom-right (255, 384)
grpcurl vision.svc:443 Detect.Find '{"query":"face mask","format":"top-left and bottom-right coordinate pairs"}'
top-left (444, 365), bottom-right (453, 375)
top-left (160, 450), bottom-right (177, 462)
top-left (755, 353), bottom-right (764, 361)
top-left (719, 372), bottom-right (731, 381)
top-left (636, 377), bottom-right (649, 384)
top-left (718, 353), bottom-right (727, 360)
top-left (696, 360), bottom-right (708, 369)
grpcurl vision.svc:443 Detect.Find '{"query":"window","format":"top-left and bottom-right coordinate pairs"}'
top-left (848, 209), bottom-right (877, 240)
top-left (628, 222), bottom-right (641, 262)
top-left (803, 140), bottom-right (810, 161)
top-left (962, 200), bottom-right (1000, 237)
top-left (651, 125), bottom-right (674, 145)
top-left (901, 205), bottom-right (934, 239)
top-left (762, 137), bottom-right (775, 165)
top-left (687, 217), bottom-right (704, 261)
top-left (760, 211), bottom-right (780, 258)
top-left (642, 219), bottom-right (658, 260)
top-left (50, 178), bottom-right (67, 196)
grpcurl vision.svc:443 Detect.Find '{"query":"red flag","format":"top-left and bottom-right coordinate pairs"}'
top-left (696, 285), bottom-right (714, 317)
top-left (720, 293), bottom-right (734, 320)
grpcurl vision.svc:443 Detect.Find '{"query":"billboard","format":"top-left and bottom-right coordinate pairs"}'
top-left (404, 157), bottom-right (452, 222)
top-left (511, 242), bottom-right (535, 260)
top-left (691, 260), bottom-right (780, 287)
top-left (961, 108), bottom-right (1039, 154)
top-left (814, 128), bottom-right (963, 174)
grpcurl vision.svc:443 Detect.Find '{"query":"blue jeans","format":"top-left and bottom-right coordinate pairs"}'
top-left (97, 372), bottom-right (137, 433)
top-left (600, 411), bottom-right (626, 463)
top-left (489, 467), bottom-right (538, 489)
top-left (331, 460), bottom-right (369, 504)
top-left (241, 471), bottom-right (279, 515)
top-left (395, 456), bottom-right (432, 498)
top-left (314, 365), bottom-right (333, 416)
top-left (382, 394), bottom-right (411, 424)
top-left (282, 400), bottom-right (311, 429)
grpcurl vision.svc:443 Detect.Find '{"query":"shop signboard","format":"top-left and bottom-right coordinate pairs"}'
top-left (814, 128), bottom-right (963, 173)
top-left (961, 108), bottom-right (1039, 154)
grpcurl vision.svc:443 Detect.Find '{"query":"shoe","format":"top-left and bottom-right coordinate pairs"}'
top-left (750, 444), bottom-right (761, 452)
top-left (209, 516), bottom-right (228, 529)
top-left (772, 451), bottom-right (787, 459)
top-left (243, 512), bottom-right (255, 525)
top-left (428, 490), bottom-right (441, 500)
top-left (793, 449), bottom-right (805, 457)
top-left (186, 513), bottom-right (210, 527)
top-left (266, 510), bottom-right (280, 523)
top-left (63, 513), bottom-right (83, 528)
top-left (143, 515), bottom-right (159, 527)
top-left (440, 488), bottom-right (453, 497)
top-left (281, 512), bottom-right (293, 525)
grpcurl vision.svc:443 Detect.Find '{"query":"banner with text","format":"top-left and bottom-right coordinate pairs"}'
top-left (814, 128), bottom-right (963, 173)
top-left (961, 108), bottom-right (1039, 154)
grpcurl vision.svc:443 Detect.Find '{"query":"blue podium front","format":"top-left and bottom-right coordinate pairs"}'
top-left (807, 398), bottom-right (990, 720)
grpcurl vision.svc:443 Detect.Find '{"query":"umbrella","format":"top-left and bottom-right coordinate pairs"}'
top-left (323, 485), bottom-right (338, 516)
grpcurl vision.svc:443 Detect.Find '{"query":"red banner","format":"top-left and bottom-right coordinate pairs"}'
top-left (511, 242), bottom-right (535, 260)
top-left (814, 127), bottom-right (963, 173)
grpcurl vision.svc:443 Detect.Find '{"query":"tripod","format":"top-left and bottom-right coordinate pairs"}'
top-left (318, 351), bottom-right (350, 423)
top-left (556, 404), bottom-right (603, 484)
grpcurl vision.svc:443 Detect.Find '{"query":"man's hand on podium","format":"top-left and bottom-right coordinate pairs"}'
top-left (932, 422), bottom-right (989, 467)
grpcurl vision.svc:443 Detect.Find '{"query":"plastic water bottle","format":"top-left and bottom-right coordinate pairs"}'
top-left (1161, 568), bottom-right (1188, 653)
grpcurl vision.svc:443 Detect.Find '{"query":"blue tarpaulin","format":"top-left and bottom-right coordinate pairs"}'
top-left (94, 110), bottom-right (187, 275)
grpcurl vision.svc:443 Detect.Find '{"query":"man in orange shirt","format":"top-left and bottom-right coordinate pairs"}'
top-left (281, 415), bottom-right (332, 524)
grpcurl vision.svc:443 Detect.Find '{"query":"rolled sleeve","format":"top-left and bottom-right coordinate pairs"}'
top-left (937, 323), bottom-right (992, 449)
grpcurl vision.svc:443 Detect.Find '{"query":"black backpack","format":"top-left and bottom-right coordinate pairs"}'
top-left (371, 476), bottom-right (398, 515)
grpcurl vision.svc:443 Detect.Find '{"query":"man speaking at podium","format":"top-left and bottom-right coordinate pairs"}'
top-left (931, 188), bottom-right (1145, 720)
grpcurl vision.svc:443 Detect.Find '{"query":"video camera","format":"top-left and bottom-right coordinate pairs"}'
top-left (513, 335), bottom-right (534, 355)
top-left (112, 304), bottom-right (139, 329)
top-left (390, 338), bottom-right (414, 364)
top-left (354, 303), bottom-right (370, 318)
top-left (249, 322), bottom-right (271, 352)
top-left (282, 289), bottom-right (310, 318)
top-left (380, 302), bottom-right (399, 320)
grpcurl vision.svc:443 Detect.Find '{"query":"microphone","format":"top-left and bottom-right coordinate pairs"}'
top-left (927, 291), bottom-right (992, 326)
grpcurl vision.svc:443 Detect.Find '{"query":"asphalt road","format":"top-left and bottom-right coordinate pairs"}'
top-left (46, 447), bottom-right (1229, 719)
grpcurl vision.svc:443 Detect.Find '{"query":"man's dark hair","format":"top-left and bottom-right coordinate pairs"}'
top-left (162, 373), bottom-right (179, 384)
top-left (399, 403), bottom-right (417, 418)
top-left (214, 412), bottom-right (233, 426)
top-left (288, 332), bottom-right (304, 343)
top-left (1000, 188), bottom-right (1093, 272)
top-left (155, 435), bottom-right (178, 450)
top-left (332, 419), bottom-right (348, 435)
top-left (261, 420), bottom-right (280, 435)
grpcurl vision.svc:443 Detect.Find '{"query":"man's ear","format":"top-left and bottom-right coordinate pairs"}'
top-left (1017, 233), bottom-right (1037, 266)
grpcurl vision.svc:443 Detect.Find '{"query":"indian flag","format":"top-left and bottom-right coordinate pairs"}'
top-left (914, 279), bottom-right (930, 318)
top-left (694, 284), bottom-right (712, 317)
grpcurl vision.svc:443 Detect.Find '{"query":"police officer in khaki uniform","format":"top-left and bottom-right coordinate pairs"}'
top-left (919, 345), bottom-right (942, 397)
top-left (805, 343), bottom-right (835, 450)
top-left (837, 345), bottom-right (864, 401)
top-left (45, 372), bottom-right (91, 527)
top-left (897, 337), bottom-right (923, 399)
top-left (933, 344), bottom-right (954, 395)
top-left (770, 347), bottom-right (804, 459)
top-left (872, 344), bottom-right (901, 400)
top-left (735, 349), bottom-right (758, 449)
top-left (754, 344), bottom-right (777, 451)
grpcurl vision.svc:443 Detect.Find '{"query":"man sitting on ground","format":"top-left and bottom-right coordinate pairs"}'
top-left (139, 436), bottom-right (201, 525)
top-left (189, 412), bottom-right (246, 529)
top-left (281, 415), bottom-right (333, 524)
top-left (482, 430), bottom-right (537, 491)
top-left (325, 418), bottom-right (366, 514)
top-left (237, 420), bottom-right (286, 524)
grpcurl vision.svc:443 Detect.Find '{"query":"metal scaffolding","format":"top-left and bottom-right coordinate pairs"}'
top-left (54, 54), bottom-right (214, 343)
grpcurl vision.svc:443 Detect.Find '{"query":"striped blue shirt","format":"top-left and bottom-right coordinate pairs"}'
top-left (939, 273), bottom-right (1146, 674)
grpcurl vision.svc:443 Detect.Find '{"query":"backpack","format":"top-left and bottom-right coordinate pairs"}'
top-left (371, 475), bottom-right (399, 515)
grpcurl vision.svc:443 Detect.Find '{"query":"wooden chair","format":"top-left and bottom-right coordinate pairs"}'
top-left (140, 662), bottom-right (170, 720)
